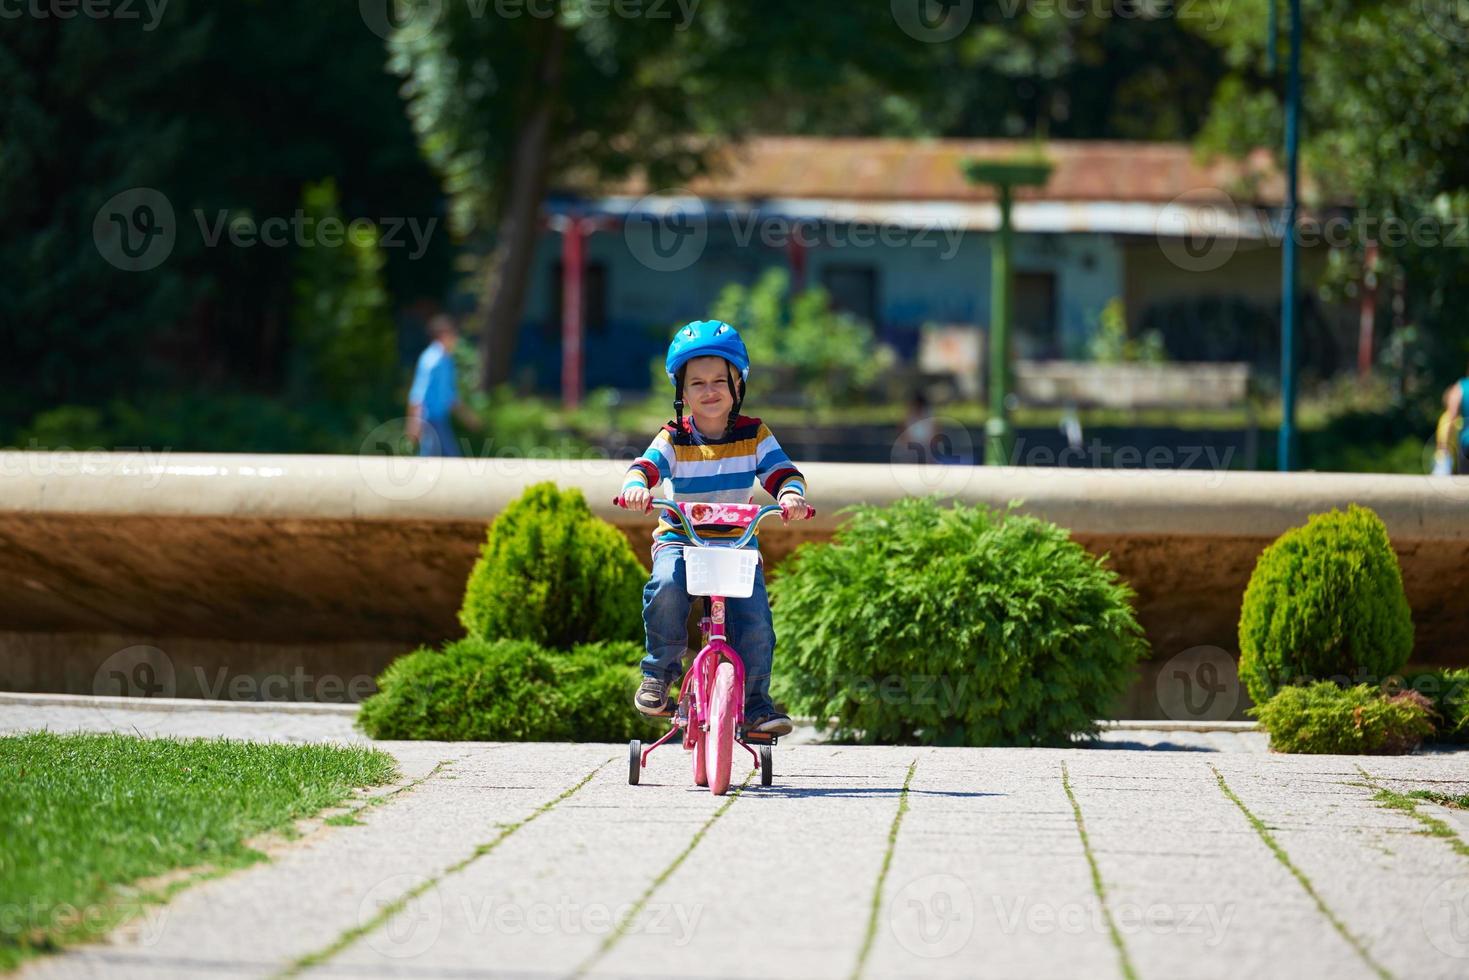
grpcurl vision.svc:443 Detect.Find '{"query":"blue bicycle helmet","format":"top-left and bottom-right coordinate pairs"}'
top-left (665, 320), bottom-right (750, 383)
top-left (664, 320), bottom-right (749, 442)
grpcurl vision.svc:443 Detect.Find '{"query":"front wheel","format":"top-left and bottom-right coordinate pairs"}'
top-left (627, 740), bottom-right (641, 785)
top-left (758, 744), bottom-right (773, 787)
top-left (707, 662), bottom-right (737, 795)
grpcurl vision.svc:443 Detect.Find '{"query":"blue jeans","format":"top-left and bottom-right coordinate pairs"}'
top-left (417, 416), bottom-right (460, 457)
top-left (640, 545), bottom-right (777, 719)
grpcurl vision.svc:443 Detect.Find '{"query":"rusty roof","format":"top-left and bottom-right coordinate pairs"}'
top-left (599, 137), bottom-right (1298, 206)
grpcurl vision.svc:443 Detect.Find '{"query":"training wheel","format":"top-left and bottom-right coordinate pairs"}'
top-left (628, 739), bottom-right (641, 785)
top-left (758, 744), bottom-right (773, 786)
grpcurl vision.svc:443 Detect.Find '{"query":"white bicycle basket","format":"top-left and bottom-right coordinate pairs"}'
top-left (684, 547), bottom-right (760, 598)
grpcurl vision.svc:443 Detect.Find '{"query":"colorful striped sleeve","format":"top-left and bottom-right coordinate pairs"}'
top-left (624, 428), bottom-right (674, 491)
top-left (754, 423), bottom-right (806, 499)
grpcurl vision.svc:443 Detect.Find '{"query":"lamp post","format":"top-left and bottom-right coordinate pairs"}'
top-left (962, 157), bottom-right (1054, 465)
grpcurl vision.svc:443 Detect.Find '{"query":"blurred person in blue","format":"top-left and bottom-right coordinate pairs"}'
top-left (1431, 362), bottom-right (1469, 475)
top-left (405, 314), bottom-right (480, 456)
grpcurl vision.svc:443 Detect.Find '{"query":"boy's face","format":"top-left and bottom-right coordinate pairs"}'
top-left (683, 356), bottom-right (735, 420)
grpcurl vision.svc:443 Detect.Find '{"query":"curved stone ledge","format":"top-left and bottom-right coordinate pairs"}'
top-left (1, 452), bottom-right (1465, 706)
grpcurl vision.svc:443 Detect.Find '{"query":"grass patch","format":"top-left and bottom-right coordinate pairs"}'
top-left (1212, 766), bottom-right (1389, 979)
top-left (1061, 762), bottom-right (1138, 980)
top-left (1409, 790), bottom-right (1469, 810)
top-left (324, 813), bottom-right (364, 827)
top-left (1356, 769), bottom-right (1469, 860)
top-left (0, 731), bottom-right (397, 971)
top-left (290, 760), bottom-right (609, 978)
top-left (849, 759), bottom-right (918, 980)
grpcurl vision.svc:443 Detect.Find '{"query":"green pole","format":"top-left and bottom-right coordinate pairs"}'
top-left (987, 183), bottom-right (1014, 465)
top-left (963, 156), bottom-right (1052, 466)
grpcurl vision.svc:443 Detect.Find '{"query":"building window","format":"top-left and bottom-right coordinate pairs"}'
top-left (546, 261), bottom-right (608, 340)
top-left (822, 264), bottom-right (879, 325)
top-left (1014, 271), bottom-right (1058, 359)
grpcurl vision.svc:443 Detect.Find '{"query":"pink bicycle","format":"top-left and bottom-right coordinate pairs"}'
top-left (614, 496), bottom-right (814, 795)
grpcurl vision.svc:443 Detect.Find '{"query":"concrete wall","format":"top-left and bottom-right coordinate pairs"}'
top-left (3, 452), bottom-right (1466, 715)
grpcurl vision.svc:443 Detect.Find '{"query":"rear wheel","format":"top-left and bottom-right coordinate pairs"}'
top-left (692, 728), bottom-right (708, 786)
top-left (707, 662), bottom-right (737, 795)
top-left (627, 740), bottom-right (641, 785)
top-left (758, 744), bottom-right (773, 786)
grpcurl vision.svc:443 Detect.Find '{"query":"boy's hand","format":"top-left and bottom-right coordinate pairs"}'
top-left (620, 486), bottom-right (652, 512)
top-left (778, 492), bottom-right (811, 523)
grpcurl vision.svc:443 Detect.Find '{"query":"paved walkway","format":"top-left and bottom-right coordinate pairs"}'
top-left (4, 699), bottom-right (1469, 979)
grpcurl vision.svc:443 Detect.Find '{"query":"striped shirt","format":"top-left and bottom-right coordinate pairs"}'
top-left (623, 415), bottom-right (806, 548)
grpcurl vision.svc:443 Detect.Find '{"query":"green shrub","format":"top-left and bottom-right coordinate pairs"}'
top-left (1237, 505), bottom-right (1413, 705)
top-left (769, 498), bottom-right (1148, 746)
top-left (556, 642), bottom-right (665, 742)
top-left (1251, 682), bottom-right (1435, 754)
top-left (357, 637), bottom-right (661, 742)
top-left (1401, 668), bottom-right (1469, 743)
top-left (459, 483), bottom-right (646, 648)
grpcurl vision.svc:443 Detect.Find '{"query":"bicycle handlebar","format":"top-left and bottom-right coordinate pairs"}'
top-left (611, 495), bottom-right (815, 549)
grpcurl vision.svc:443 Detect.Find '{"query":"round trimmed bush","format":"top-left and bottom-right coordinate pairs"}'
top-left (459, 482), bottom-right (646, 648)
top-left (356, 637), bottom-right (661, 742)
top-left (1237, 504), bottom-right (1413, 705)
top-left (1251, 682), bottom-right (1434, 754)
top-left (769, 498), bottom-right (1148, 746)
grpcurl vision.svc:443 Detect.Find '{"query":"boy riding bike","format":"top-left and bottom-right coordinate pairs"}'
top-left (617, 320), bottom-right (810, 737)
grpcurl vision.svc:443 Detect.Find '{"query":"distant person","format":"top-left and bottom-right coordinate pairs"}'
top-left (405, 314), bottom-right (480, 456)
top-left (1431, 363), bottom-right (1469, 475)
top-left (903, 390), bottom-right (939, 463)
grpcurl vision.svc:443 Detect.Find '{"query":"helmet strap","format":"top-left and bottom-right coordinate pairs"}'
top-left (724, 366), bottom-right (744, 439)
top-left (671, 368), bottom-right (687, 445)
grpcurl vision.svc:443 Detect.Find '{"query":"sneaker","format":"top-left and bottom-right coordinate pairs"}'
top-left (634, 676), bottom-right (673, 716)
top-left (747, 711), bottom-right (793, 736)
